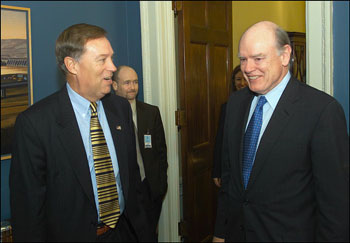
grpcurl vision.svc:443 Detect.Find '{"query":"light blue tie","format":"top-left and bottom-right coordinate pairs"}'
top-left (242, 96), bottom-right (267, 189)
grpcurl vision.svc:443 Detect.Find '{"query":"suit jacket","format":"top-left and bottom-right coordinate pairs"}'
top-left (136, 100), bottom-right (168, 202)
top-left (212, 102), bottom-right (227, 178)
top-left (214, 77), bottom-right (349, 242)
top-left (9, 86), bottom-right (153, 242)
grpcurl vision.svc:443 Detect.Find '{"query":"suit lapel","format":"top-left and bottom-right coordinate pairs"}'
top-left (56, 87), bottom-right (95, 206)
top-left (247, 78), bottom-right (301, 189)
top-left (103, 97), bottom-right (129, 200)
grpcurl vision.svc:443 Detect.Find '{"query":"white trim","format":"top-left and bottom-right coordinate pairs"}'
top-left (140, 2), bottom-right (181, 242)
top-left (140, 2), bottom-right (153, 103)
top-left (306, 1), bottom-right (333, 95)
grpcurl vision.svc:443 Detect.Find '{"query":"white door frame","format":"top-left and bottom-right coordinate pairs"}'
top-left (139, 1), bottom-right (333, 241)
top-left (140, 2), bottom-right (180, 242)
top-left (306, 1), bottom-right (333, 95)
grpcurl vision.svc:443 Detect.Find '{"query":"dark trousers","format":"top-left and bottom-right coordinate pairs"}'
top-left (153, 199), bottom-right (163, 242)
top-left (141, 179), bottom-right (164, 241)
top-left (152, 198), bottom-right (163, 230)
top-left (96, 214), bottom-right (138, 242)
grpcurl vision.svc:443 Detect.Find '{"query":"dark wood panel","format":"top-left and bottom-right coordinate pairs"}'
top-left (211, 46), bottom-right (229, 134)
top-left (189, 1), bottom-right (206, 27)
top-left (190, 28), bottom-right (230, 45)
top-left (207, 2), bottom-right (227, 31)
top-left (177, 1), bottom-right (232, 241)
top-left (193, 169), bottom-right (215, 240)
top-left (187, 43), bottom-right (209, 147)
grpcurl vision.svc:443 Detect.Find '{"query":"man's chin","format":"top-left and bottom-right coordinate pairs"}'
top-left (126, 94), bottom-right (137, 100)
top-left (126, 97), bottom-right (136, 101)
top-left (99, 87), bottom-right (111, 97)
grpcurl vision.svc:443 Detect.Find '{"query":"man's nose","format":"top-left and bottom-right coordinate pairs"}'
top-left (243, 59), bottom-right (255, 73)
top-left (108, 59), bottom-right (117, 72)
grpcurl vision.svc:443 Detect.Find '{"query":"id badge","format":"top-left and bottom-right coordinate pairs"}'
top-left (144, 135), bottom-right (152, 148)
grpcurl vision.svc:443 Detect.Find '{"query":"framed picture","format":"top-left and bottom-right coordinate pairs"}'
top-left (1, 5), bottom-right (33, 160)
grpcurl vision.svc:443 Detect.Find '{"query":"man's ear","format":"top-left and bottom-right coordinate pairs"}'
top-left (112, 81), bottom-right (118, 92)
top-left (281, 44), bottom-right (292, 67)
top-left (64, 57), bottom-right (78, 75)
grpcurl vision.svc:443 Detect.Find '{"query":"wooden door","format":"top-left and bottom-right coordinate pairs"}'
top-left (176, 1), bottom-right (232, 241)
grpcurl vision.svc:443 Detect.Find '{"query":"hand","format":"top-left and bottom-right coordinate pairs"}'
top-left (213, 178), bottom-right (221, 187)
top-left (213, 236), bottom-right (225, 242)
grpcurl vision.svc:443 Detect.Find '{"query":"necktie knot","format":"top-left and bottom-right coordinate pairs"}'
top-left (90, 102), bottom-right (98, 114)
top-left (256, 96), bottom-right (267, 109)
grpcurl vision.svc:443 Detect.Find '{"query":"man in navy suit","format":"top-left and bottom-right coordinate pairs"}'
top-left (213, 21), bottom-right (349, 242)
top-left (10, 23), bottom-right (153, 242)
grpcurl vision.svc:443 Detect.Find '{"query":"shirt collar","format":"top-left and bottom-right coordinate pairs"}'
top-left (66, 82), bottom-right (101, 115)
top-left (263, 71), bottom-right (291, 110)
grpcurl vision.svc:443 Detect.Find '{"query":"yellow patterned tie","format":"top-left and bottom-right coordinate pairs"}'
top-left (90, 102), bottom-right (120, 228)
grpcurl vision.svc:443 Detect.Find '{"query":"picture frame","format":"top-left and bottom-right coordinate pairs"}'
top-left (1, 5), bottom-right (33, 160)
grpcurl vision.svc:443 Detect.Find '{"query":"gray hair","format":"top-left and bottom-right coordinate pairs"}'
top-left (55, 23), bottom-right (107, 74)
top-left (275, 25), bottom-right (291, 55)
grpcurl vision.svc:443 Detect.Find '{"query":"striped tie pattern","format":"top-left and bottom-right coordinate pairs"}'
top-left (242, 96), bottom-right (267, 189)
top-left (90, 102), bottom-right (120, 228)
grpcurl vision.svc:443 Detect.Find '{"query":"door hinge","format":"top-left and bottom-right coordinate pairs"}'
top-left (178, 220), bottom-right (188, 237)
top-left (172, 1), bottom-right (182, 17)
top-left (175, 110), bottom-right (186, 130)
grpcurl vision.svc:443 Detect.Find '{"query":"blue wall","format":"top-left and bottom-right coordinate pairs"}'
top-left (1, 1), bottom-right (143, 221)
top-left (333, 1), bottom-right (349, 133)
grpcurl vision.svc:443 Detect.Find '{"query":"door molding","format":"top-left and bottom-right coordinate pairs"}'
top-left (306, 1), bottom-right (333, 95)
top-left (140, 2), bottom-right (180, 242)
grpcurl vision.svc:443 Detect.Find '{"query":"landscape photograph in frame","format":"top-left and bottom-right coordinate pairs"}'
top-left (1, 5), bottom-right (33, 160)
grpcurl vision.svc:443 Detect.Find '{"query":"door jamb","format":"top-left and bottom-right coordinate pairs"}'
top-left (306, 1), bottom-right (333, 94)
top-left (140, 2), bottom-right (180, 242)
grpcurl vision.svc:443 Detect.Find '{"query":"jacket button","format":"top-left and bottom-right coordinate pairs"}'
top-left (244, 198), bottom-right (249, 205)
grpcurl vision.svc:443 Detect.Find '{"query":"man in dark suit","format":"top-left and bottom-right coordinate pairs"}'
top-left (213, 21), bottom-right (349, 242)
top-left (10, 23), bottom-right (153, 242)
top-left (112, 65), bottom-right (168, 239)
